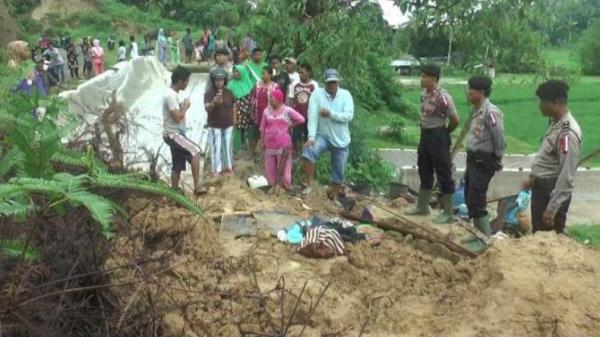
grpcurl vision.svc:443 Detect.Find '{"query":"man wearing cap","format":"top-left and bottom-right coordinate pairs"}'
top-left (205, 48), bottom-right (233, 93)
top-left (205, 68), bottom-right (236, 176)
top-left (302, 69), bottom-right (354, 201)
top-left (405, 64), bottom-right (460, 224)
top-left (522, 80), bottom-right (582, 233)
top-left (464, 76), bottom-right (505, 239)
top-left (15, 55), bottom-right (49, 97)
top-left (283, 57), bottom-right (300, 103)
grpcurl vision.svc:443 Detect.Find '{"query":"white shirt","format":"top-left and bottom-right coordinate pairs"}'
top-left (288, 71), bottom-right (300, 98)
top-left (118, 46), bottom-right (127, 61)
top-left (163, 88), bottom-right (184, 136)
top-left (130, 41), bottom-right (138, 58)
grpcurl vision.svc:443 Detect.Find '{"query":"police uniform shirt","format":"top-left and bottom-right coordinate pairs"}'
top-left (530, 112), bottom-right (582, 213)
top-left (466, 99), bottom-right (506, 158)
top-left (420, 87), bottom-right (458, 129)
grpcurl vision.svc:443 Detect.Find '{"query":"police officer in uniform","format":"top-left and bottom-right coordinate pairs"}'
top-left (464, 76), bottom-right (505, 236)
top-left (406, 65), bottom-right (460, 224)
top-left (522, 80), bottom-right (582, 233)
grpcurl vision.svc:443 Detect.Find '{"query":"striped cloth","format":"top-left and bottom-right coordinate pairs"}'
top-left (299, 227), bottom-right (346, 256)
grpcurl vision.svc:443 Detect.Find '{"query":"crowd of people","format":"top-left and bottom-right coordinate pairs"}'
top-left (163, 44), bottom-right (354, 199)
top-left (16, 28), bottom-right (582, 240)
top-left (163, 53), bottom-right (582, 241)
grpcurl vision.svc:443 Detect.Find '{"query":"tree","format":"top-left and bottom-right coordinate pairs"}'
top-left (579, 20), bottom-right (600, 75)
top-left (395, 0), bottom-right (545, 72)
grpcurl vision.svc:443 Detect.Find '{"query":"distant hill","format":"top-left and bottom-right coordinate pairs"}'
top-left (31, 0), bottom-right (97, 20)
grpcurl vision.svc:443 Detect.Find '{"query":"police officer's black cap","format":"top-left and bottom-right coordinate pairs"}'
top-left (468, 75), bottom-right (493, 97)
top-left (420, 64), bottom-right (441, 80)
top-left (535, 80), bottom-right (569, 101)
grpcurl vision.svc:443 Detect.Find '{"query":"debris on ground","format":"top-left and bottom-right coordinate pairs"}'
top-left (103, 174), bottom-right (600, 337)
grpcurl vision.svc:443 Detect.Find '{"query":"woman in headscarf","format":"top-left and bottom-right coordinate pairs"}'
top-left (168, 32), bottom-right (180, 64)
top-left (260, 88), bottom-right (304, 191)
top-left (156, 28), bottom-right (168, 65)
top-left (227, 65), bottom-right (255, 153)
top-left (250, 66), bottom-right (279, 156)
top-left (91, 39), bottom-right (105, 76)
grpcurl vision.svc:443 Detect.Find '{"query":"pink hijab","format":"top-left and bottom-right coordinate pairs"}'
top-left (92, 39), bottom-right (104, 57)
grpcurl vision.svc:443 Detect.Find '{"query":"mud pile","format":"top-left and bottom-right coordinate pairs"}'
top-left (105, 177), bottom-right (600, 337)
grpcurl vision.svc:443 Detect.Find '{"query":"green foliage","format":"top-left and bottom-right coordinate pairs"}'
top-left (0, 61), bottom-right (203, 250)
top-left (397, 0), bottom-right (546, 73)
top-left (535, 63), bottom-right (581, 84)
top-left (579, 20), bottom-right (600, 75)
top-left (3, 0), bottom-right (40, 15)
top-left (0, 239), bottom-right (40, 261)
top-left (568, 224), bottom-right (600, 250)
top-left (92, 172), bottom-right (204, 215)
top-left (389, 116), bottom-right (407, 143)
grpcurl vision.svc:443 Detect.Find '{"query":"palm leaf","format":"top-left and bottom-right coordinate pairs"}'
top-left (93, 173), bottom-right (204, 215)
top-left (0, 240), bottom-right (40, 261)
top-left (0, 148), bottom-right (24, 178)
top-left (0, 184), bottom-right (26, 199)
top-left (8, 177), bottom-right (69, 195)
top-left (66, 191), bottom-right (115, 239)
top-left (0, 200), bottom-right (37, 217)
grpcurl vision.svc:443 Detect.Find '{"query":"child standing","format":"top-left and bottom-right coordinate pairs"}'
top-left (260, 89), bottom-right (305, 190)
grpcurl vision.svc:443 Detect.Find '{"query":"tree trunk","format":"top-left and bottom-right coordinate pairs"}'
top-left (447, 29), bottom-right (453, 66)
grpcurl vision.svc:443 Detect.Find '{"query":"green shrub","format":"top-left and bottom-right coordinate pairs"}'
top-left (579, 20), bottom-right (600, 75)
top-left (389, 116), bottom-right (407, 143)
top-left (535, 63), bottom-right (581, 84)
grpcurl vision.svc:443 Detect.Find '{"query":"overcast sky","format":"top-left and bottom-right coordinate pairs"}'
top-left (378, 0), bottom-right (409, 26)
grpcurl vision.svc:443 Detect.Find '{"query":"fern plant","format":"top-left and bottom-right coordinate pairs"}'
top-left (0, 62), bottom-right (204, 260)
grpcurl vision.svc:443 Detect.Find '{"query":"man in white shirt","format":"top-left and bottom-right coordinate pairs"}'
top-left (162, 66), bottom-right (206, 195)
top-left (283, 57), bottom-right (300, 104)
top-left (117, 41), bottom-right (127, 62)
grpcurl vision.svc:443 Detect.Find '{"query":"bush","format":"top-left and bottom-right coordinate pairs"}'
top-left (535, 63), bottom-right (581, 84)
top-left (389, 116), bottom-right (407, 143)
top-left (579, 20), bottom-right (600, 75)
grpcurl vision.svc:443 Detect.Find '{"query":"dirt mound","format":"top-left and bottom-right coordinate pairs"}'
top-left (32, 0), bottom-right (96, 20)
top-left (104, 176), bottom-right (600, 337)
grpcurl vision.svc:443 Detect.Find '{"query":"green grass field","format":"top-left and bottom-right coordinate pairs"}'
top-left (568, 224), bottom-right (600, 250)
top-left (366, 73), bottom-right (600, 166)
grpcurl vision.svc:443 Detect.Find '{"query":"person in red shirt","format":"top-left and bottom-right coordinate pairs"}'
top-left (291, 63), bottom-right (319, 156)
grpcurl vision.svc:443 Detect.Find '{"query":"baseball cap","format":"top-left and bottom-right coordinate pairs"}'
top-left (283, 57), bottom-right (297, 65)
top-left (324, 69), bottom-right (341, 83)
top-left (210, 68), bottom-right (228, 80)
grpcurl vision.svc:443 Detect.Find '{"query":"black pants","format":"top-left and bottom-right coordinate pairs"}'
top-left (465, 152), bottom-right (496, 218)
top-left (417, 128), bottom-right (455, 194)
top-left (531, 178), bottom-right (571, 233)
